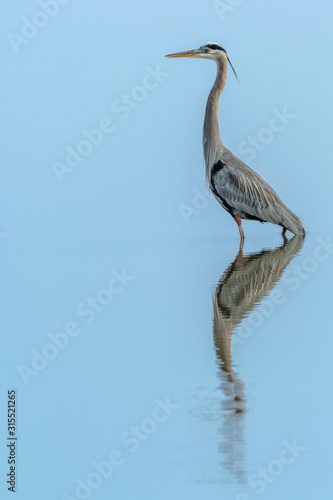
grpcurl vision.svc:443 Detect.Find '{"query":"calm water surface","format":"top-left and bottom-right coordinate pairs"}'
top-left (2, 229), bottom-right (333, 500)
top-left (3, 2), bottom-right (333, 498)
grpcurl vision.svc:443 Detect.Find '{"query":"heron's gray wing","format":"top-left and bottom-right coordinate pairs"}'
top-left (212, 149), bottom-right (285, 224)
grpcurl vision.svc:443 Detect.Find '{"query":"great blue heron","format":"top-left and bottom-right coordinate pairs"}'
top-left (165, 43), bottom-right (305, 239)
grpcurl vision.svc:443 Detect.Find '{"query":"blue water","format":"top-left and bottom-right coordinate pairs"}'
top-left (2, 1), bottom-right (333, 499)
top-left (2, 231), bottom-right (333, 499)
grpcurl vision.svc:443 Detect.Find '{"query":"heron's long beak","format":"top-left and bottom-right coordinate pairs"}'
top-left (165, 49), bottom-right (200, 58)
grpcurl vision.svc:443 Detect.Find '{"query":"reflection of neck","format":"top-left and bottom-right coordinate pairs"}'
top-left (214, 306), bottom-right (233, 376)
top-left (203, 60), bottom-right (227, 182)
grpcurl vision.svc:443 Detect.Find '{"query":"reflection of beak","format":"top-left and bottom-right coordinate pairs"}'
top-left (165, 49), bottom-right (200, 58)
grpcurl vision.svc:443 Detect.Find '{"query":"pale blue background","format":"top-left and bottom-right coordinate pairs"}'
top-left (1, 1), bottom-right (333, 499)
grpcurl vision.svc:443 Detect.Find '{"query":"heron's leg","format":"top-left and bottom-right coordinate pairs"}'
top-left (281, 227), bottom-right (288, 243)
top-left (233, 214), bottom-right (244, 240)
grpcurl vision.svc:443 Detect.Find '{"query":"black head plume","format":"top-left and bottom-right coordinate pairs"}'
top-left (227, 56), bottom-right (239, 82)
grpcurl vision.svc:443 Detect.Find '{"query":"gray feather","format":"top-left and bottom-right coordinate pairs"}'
top-left (212, 148), bottom-right (305, 235)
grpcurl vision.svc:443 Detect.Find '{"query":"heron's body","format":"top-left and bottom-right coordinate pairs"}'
top-left (166, 43), bottom-right (305, 239)
top-left (209, 147), bottom-right (304, 236)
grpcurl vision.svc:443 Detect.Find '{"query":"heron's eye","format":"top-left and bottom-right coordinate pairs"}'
top-left (205, 48), bottom-right (210, 53)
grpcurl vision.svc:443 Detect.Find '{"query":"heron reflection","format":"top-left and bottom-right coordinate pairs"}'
top-left (213, 234), bottom-right (305, 482)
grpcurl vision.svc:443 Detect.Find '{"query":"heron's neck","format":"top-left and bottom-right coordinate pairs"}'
top-left (203, 60), bottom-right (227, 182)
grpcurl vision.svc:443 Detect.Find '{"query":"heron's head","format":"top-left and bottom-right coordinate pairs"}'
top-left (165, 42), bottom-right (238, 81)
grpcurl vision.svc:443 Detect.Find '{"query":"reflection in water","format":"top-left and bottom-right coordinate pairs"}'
top-left (211, 235), bottom-right (304, 483)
